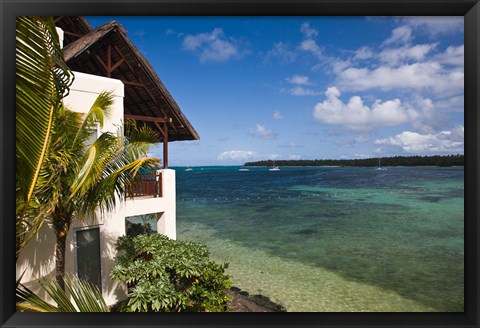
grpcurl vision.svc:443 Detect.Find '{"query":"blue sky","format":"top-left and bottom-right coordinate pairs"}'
top-left (87, 16), bottom-right (464, 166)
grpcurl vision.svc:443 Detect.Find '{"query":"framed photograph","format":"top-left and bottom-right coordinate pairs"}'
top-left (2, 1), bottom-right (479, 327)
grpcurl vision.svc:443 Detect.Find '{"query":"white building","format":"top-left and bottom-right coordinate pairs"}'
top-left (16, 17), bottom-right (199, 306)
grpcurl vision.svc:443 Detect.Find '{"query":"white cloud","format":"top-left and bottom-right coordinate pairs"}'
top-left (331, 59), bottom-right (352, 74)
top-left (284, 75), bottom-right (318, 96)
top-left (273, 111), bottom-right (284, 120)
top-left (435, 45), bottom-right (464, 66)
top-left (354, 46), bottom-right (374, 60)
top-left (182, 28), bottom-right (245, 63)
top-left (299, 39), bottom-right (323, 59)
top-left (264, 42), bottom-right (297, 64)
top-left (336, 61), bottom-right (463, 95)
top-left (287, 86), bottom-right (320, 96)
top-left (403, 17), bottom-right (464, 36)
top-left (249, 124), bottom-right (277, 139)
top-left (435, 95), bottom-right (464, 113)
top-left (313, 88), bottom-right (454, 134)
top-left (379, 43), bottom-right (438, 65)
top-left (313, 87), bottom-right (408, 131)
top-left (374, 125), bottom-right (464, 153)
top-left (286, 75), bottom-right (311, 85)
top-left (405, 97), bottom-right (451, 134)
top-left (288, 154), bottom-right (302, 160)
top-left (382, 26), bottom-right (412, 46)
top-left (217, 150), bottom-right (257, 161)
top-left (330, 22), bottom-right (464, 100)
top-left (300, 22), bottom-right (319, 39)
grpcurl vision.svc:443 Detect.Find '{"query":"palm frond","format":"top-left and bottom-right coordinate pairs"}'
top-left (70, 132), bottom-right (120, 198)
top-left (16, 16), bottom-right (73, 208)
top-left (16, 275), bottom-right (109, 312)
top-left (74, 91), bottom-right (114, 146)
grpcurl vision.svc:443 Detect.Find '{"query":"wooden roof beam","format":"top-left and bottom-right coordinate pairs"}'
top-left (63, 30), bottom-right (85, 38)
top-left (121, 80), bottom-right (145, 88)
top-left (154, 122), bottom-right (167, 139)
top-left (95, 44), bottom-right (125, 78)
top-left (124, 114), bottom-right (172, 124)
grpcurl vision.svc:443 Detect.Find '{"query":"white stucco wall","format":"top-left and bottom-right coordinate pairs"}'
top-left (17, 71), bottom-right (178, 307)
top-left (125, 169), bottom-right (177, 240)
top-left (63, 71), bottom-right (124, 136)
top-left (55, 27), bottom-right (64, 49)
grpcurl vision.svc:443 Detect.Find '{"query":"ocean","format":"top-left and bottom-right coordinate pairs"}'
top-left (174, 166), bottom-right (464, 312)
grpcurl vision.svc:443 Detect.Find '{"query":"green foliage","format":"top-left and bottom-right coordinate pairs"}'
top-left (111, 233), bottom-right (232, 312)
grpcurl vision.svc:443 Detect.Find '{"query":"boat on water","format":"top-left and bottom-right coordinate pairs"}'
top-left (375, 158), bottom-right (387, 171)
top-left (239, 167), bottom-right (250, 171)
top-left (269, 160), bottom-right (280, 171)
top-left (185, 166), bottom-right (193, 172)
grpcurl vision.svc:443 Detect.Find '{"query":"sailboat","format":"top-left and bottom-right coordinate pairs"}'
top-left (185, 165), bottom-right (193, 172)
top-left (375, 158), bottom-right (387, 171)
top-left (269, 160), bottom-right (280, 171)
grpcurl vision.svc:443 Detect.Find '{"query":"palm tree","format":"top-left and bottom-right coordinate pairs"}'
top-left (16, 16), bottom-right (74, 255)
top-left (35, 94), bottom-right (161, 290)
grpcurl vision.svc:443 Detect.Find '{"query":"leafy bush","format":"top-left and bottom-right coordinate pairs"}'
top-left (111, 233), bottom-right (232, 312)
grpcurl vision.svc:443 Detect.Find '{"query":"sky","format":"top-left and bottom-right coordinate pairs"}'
top-left (87, 16), bottom-right (464, 166)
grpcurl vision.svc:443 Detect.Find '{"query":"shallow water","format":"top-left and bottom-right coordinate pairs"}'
top-left (175, 166), bottom-right (464, 312)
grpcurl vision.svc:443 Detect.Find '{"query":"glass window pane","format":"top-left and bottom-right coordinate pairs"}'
top-left (76, 227), bottom-right (102, 290)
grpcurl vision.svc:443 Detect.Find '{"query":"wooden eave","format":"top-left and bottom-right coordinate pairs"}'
top-left (60, 19), bottom-right (200, 143)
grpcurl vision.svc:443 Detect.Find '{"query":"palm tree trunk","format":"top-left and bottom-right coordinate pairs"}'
top-left (53, 214), bottom-right (71, 291)
top-left (54, 230), bottom-right (67, 290)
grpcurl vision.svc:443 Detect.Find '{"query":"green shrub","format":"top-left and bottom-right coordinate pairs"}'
top-left (111, 233), bottom-right (232, 312)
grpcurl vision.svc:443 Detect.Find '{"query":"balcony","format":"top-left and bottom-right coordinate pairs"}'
top-left (126, 173), bottom-right (162, 199)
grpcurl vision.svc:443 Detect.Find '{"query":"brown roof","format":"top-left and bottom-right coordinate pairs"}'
top-left (56, 17), bottom-right (199, 142)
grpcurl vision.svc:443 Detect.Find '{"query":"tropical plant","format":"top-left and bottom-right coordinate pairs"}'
top-left (35, 96), bottom-right (161, 290)
top-left (111, 233), bottom-right (233, 312)
top-left (16, 274), bottom-right (109, 312)
top-left (16, 16), bottom-right (74, 255)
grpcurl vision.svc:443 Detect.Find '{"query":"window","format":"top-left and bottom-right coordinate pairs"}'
top-left (75, 227), bottom-right (102, 291)
top-left (125, 213), bottom-right (159, 236)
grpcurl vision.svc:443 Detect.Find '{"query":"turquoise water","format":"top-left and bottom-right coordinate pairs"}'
top-left (174, 166), bottom-right (464, 312)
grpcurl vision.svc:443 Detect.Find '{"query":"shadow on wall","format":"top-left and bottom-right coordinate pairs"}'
top-left (16, 223), bottom-right (57, 302)
top-left (101, 230), bottom-right (127, 304)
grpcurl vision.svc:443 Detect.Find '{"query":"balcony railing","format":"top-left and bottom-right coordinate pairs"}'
top-left (126, 173), bottom-right (162, 199)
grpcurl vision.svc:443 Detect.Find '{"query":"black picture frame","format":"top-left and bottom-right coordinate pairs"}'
top-left (1, 1), bottom-right (478, 327)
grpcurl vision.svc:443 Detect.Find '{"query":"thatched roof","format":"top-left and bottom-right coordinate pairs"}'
top-left (55, 17), bottom-right (199, 142)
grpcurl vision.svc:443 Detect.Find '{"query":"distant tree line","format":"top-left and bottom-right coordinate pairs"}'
top-left (245, 154), bottom-right (464, 167)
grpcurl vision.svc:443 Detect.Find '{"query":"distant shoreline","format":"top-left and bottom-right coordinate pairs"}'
top-left (244, 154), bottom-right (464, 168)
